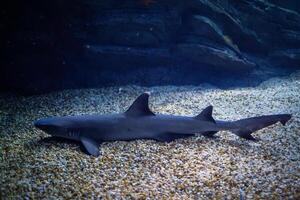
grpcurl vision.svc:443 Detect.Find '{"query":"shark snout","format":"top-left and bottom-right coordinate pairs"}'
top-left (34, 119), bottom-right (48, 129)
top-left (34, 119), bottom-right (55, 132)
top-left (34, 118), bottom-right (65, 136)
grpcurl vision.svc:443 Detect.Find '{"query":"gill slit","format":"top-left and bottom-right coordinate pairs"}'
top-left (68, 130), bottom-right (80, 137)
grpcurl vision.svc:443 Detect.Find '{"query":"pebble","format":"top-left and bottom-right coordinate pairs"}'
top-left (0, 71), bottom-right (299, 199)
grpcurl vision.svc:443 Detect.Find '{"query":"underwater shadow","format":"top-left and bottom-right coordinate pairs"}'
top-left (196, 135), bottom-right (262, 154)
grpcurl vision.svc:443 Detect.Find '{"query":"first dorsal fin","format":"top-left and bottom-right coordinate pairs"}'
top-left (194, 105), bottom-right (215, 123)
top-left (125, 93), bottom-right (155, 117)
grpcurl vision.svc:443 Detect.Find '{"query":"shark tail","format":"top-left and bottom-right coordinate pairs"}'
top-left (198, 106), bottom-right (291, 140)
top-left (231, 114), bottom-right (292, 140)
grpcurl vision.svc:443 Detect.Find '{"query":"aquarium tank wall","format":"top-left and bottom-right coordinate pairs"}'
top-left (2, 0), bottom-right (300, 94)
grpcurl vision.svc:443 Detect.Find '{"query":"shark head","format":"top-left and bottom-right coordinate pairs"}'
top-left (34, 117), bottom-right (80, 140)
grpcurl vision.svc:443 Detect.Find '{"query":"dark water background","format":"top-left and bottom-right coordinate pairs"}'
top-left (1, 0), bottom-right (300, 95)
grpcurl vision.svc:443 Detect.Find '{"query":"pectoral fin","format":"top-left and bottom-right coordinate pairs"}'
top-left (81, 137), bottom-right (100, 156)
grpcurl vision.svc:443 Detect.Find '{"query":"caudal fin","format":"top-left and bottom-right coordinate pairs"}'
top-left (232, 114), bottom-right (291, 140)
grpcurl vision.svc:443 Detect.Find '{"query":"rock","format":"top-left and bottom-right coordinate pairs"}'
top-left (88, 9), bottom-right (181, 47)
top-left (182, 14), bottom-right (242, 57)
top-left (2, 0), bottom-right (300, 94)
top-left (268, 0), bottom-right (300, 12)
top-left (85, 45), bottom-right (173, 67)
top-left (185, 15), bottom-right (224, 43)
top-left (189, 0), bottom-right (300, 53)
top-left (186, 0), bottom-right (265, 54)
top-left (268, 49), bottom-right (300, 68)
top-left (175, 43), bottom-right (255, 72)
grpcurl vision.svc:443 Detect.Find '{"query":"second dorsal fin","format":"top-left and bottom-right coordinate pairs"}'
top-left (125, 93), bottom-right (155, 117)
top-left (194, 105), bottom-right (215, 123)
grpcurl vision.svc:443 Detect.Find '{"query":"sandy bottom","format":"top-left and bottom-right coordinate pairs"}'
top-left (1, 71), bottom-right (300, 199)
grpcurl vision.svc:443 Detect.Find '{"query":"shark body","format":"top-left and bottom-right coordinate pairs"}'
top-left (34, 93), bottom-right (291, 156)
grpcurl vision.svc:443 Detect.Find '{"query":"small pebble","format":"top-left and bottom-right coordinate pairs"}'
top-left (0, 71), bottom-right (299, 199)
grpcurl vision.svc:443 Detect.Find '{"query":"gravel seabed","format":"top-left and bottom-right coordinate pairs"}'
top-left (1, 71), bottom-right (300, 199)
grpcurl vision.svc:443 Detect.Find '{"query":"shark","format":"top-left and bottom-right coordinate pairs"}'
top-left (34, 93), bottom-right (292, 156)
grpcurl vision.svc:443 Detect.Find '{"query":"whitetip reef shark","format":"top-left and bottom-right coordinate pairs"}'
top-left (34, 93), bottom-right (291, 156)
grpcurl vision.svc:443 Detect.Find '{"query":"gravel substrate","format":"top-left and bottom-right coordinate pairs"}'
top-left (1, 71), bottom-right (300, 199)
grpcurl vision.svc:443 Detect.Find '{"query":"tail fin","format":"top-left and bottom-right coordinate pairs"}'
top-left (232, 114), bottom-right (291, 140)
